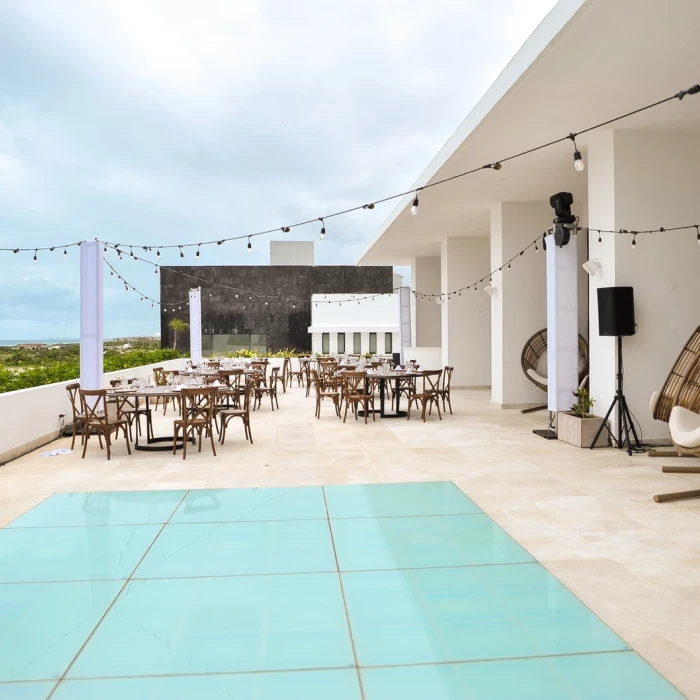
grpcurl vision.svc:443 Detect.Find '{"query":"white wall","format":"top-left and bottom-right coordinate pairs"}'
top-left (310, 331), bottom-right (399, 355)
top-left (412, 257), bottom-right (442, 346)
top-left (441, 237), bottom-right (491, 387)
top-left (269, 241), bottom-right (314, 266)
top-left (0, 358), bottom-right (183, 464)
top-left (404, 347), bottom-right (443, 371)
top-left (587, 130), bottom-right (700, 439)
top-left (309, 293), bottom-right (399, 330)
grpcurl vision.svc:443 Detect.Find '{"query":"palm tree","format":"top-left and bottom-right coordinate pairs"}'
top-left (169, 319), bottom-right (190, 350)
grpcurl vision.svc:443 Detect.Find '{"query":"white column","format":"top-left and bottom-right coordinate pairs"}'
top-left (189, 288), bottom-right (202, 364)
top-left (587, 130), bottom-right (700, 439)
top-left (398, 287), bottom-right (411, 363)
top-left (79, 241), bottom-right (103, 390)
top-left (489, 203), bottom-right (550, 407)
top-left (412, 257), bottom-right (441, 347)
top-left (546, 233), bottom-right (579, 412)
top-left (440, 237), bottom-right (491, 387)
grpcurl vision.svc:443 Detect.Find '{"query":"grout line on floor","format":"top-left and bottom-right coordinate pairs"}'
top-left (0, 560), bottom-right (538, 586)
top-left (2, 649), bottom-right (643, 685)
top-left (45, 489), bottom-right (191, 699)
top-left (322, 485), bottom-right (365, 700)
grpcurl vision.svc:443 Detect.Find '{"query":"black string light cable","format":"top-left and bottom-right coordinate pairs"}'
top-left (103, 258), bottom-right (188, 309)
top-left (3, 82), bottom-right (698, 257)
top-left (106, 215), bottom-right (699, 308)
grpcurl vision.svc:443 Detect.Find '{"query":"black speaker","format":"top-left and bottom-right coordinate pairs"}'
top-left (597, 287), bottom-right (636, 336)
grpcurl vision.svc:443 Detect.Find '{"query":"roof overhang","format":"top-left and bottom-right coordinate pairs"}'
top-left (358, 0), bottom-right (700, 265)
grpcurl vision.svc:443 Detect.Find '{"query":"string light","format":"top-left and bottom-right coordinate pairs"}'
top-left (247, 237), bottom-right (252, 255)
top-left (6, 82), bottom-right (695, 257)
top-left (179, 246), bottom-right (184, 259)
top-left (632, 234), bottom-right (637, 249)
top-left (319, 218), bottom-right (326, 240)
top-left (696, 226), bottom-right (700, 246)
top-left (195, 245), bottom-right (200, 259)
top-left (63, 249), bottom-right (67, 257)
top-left (410, 190), bottom-right (421, 216)
top-left (569, 133), bottom-right (584, 172)
top-left (33, 250), bottom-right (37, 264)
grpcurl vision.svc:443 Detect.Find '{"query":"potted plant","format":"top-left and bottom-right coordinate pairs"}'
top-left (558, 388), bottom-right (608, 448)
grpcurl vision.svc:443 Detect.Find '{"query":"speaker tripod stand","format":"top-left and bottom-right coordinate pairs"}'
top-left (591, 335), bottom-right (642, 455)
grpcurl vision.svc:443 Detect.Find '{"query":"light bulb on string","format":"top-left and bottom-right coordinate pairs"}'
top-left (247, 237), bottom-right (252, 255)
top-left (569, 133), bottom-right (584, 171)
top-left (696, 226), bottom-right (700, 246)
top-left (179, 246), bottom-right (184, 258)
top-left (410, 191), bottom-right (420, 216)
top-left (33, 250), bottom-right (37, 264)
top-left (195, 245), bottom-right (200, 259)
top-left (64, 248), bottom-right (67, 257)
top-left (319, 218), bottom-right (326, 240)
top-left (155, 268), bottom-right (158, 275)
top-left (598, 231), bottom-right (602, 244)
top-left (156, 250), bottom-right (160, 258)
top-left (632, 235), bottom-right (637, 249)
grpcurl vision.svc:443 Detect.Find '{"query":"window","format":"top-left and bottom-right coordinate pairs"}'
top-left (353, 332), bottom-right (361, 354)
top-left (369, 332), bottom-right (377, 354)
top-left (322, 333), bottom-right (330, 354)
top-left (337, 333), bottom-right (345, 354)
top-left (385, 333), bottom-right (393, 354)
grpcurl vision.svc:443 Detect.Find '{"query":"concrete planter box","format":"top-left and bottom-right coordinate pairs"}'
top-left (558, 412), bottom-right (609, 448)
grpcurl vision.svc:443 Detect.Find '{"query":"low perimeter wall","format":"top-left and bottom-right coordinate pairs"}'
top-left (0, 357), bottom-right (293, 465)
top-left (0, 359), bottom-right (184, 465)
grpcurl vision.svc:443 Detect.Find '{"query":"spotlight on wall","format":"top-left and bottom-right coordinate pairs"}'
top-left (484, 285), bottom-right (497, 297)
top-left (582, 259), bottom-right (602, 277)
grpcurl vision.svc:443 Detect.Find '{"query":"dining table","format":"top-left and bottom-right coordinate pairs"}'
top-left (355, 370), bottom-right (423, 419)
top-left (107, 384), bottom-right (243, 451)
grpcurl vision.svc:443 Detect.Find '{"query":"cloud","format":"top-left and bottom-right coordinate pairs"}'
top-left (0, 0), bottom-right (558, 339)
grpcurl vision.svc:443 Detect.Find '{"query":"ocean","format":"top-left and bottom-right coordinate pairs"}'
top-left (0, 339), bottom-right (80, 347)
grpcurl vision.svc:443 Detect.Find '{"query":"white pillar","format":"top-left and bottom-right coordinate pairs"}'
top-left (587, 130), bottom-right (700, 439)
top-left (489, 203), bottom-right (550, 407)
top-left (189, 288), bottom-right (202, 364)
top-left (546, 233), bottom-right (579, 412)
top-left (440, 237), bottom-right (491, 387)
top-left (412, 257), bottom-right (441, 347)
top-left (398, 287), bottom-right (411, 363)
top-left (79, 241), bottom-right (103, 390)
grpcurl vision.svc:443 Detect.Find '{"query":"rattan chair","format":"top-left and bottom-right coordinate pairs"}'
top-left (650, 325), bottom-right (700, 503)
top-left (311, 369), bottom-right (341, 419)
top-left (173, 387), bottom-right (217, 459)
top-left (79, 389), bottom-right (131, 460)
top-left (407, 370), bottom-right (443, 422)
top-left (520, 329), bottom-right (589, 413)
top-left (219, 380), bottom-right (254, 445)
top-left (65, 383), bottom-right (86, 450)
top-left (341, 371), bottom-right (375, 424)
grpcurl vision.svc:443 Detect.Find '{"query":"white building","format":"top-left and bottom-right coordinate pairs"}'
top-left (308, 293), bottom-right (400, 356)
top-left (358, 0), bottom-right (700, 439)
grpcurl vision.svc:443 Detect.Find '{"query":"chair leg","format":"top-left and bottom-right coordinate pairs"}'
top-left (70, 423), bottom-right (77, 451)
top-left (436, 397), bottom-right (442, 421)
top-left (343, 400), bottom-right (349, 423)
top-left (275, 391), bottom-right (279, 409)
top-left (247, 418), bottom-right (253, 444)
top-left (124, 426), bottom-right (132, 455)
top-left (105, 431), bottom-right (112, 460)
top-left (209, 424), bottom-right (217, 456)
top-left (82, 428), bottom-right (90, 458)
top-left (173, 425), bottom-right (179, 454)
top-left (182, 428), bottom-right (188, 460)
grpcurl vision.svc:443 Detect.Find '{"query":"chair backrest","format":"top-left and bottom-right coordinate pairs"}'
top-left (79, 389), bottom-right (110, 425)
top-left (442, 366), bottom-right (454, 391)
top-left (179, 388), bottom-right (216, 424)
top-left (205, 360), bottom-right (221, 369)
top-left (343, 371), bottom-right (367, 396)
top-left (153, 368), bottom-right (166, 386)
top-left (66, 383), bottom-right (82, 420)
top-left (653, 324), bottom-right (700, 422)
top-left (421, 370), bottom-right (442, 395)
top-left (163, 370), bottom-right (179, 386)
top-left (281, 357), bottom-right (290, 380)
top-left (521, 329), bottom-right (589, 392)
top-left (218, 369), bottom-right (243, 390)
top-left (270, 367), bottom-right (280, 382)
top-left (242, 380), bottom-right (255, 412)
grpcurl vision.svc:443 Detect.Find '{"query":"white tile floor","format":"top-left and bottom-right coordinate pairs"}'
top-left (2, 386), bottom-right (700, 698)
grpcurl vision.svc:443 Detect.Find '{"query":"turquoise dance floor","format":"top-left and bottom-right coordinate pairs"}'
top-left (0, 482), bottom-right (684, 699)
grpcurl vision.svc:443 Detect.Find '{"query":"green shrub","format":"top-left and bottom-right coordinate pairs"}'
top-left (0, 348), bottom-right (183, 394)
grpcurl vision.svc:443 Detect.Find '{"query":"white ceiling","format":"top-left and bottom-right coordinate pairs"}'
top-left (359, 0), bottom-right (700, 265)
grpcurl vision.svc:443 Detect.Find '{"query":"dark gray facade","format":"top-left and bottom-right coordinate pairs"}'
top-left (160, 265), bottom-right (393, 352)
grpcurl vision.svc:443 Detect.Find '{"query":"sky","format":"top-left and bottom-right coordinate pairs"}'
top-left (0, 0), bottom-right (558, 340)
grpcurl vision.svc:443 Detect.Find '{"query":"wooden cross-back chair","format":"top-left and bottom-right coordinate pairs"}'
top-left (65, 383), bottom-right (86, 450)
top-left (288, 358), bottom-right (305, 388)
top-left (79, 389), bottom-right (131, 460)
top-left (407, 369), bottom-right (443, 422)
top-left (650, 325), bottom-right (700, 503)
top-left (254, 367), bottom-right (280, 411)
top-left (520, 329), bottom-right (589, 414)
top-left (173, 387), bottom-right (217, 459)
top-left (218, 369), bottom-right (244, 408)
top-left (437, 366), bottom-right (454, 415)
top-left (274, 358), bottom-right (290, 394)
top-left (311, 369), bottom-right (341, 419)
top-left (219, 380), bottom-right (255, 445)
top-left (341, 371), bottom-right (375, 424)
